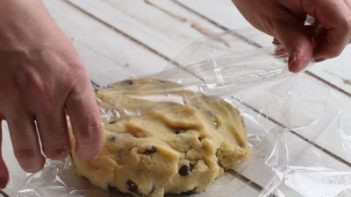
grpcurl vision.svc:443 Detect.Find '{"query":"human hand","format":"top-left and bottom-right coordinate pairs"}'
top-left (0, 0), bottom-right (102, 188)
top-left (233, 0), bottom-right (351, 72)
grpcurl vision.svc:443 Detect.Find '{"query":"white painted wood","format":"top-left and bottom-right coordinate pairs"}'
top-left (192, 173), bottom-right (260, 197)
top-left (2, 0), bottom-right (351, 196)
top-left (47, 0), bottom-right (170, 86)
top-left (213, 100), bottom-right (351, 196)
top-left (309, 46), bottom-right (351, 94)
top-left (67, 0), bottom-right (224, 59)
top-left (149, 0), bottom-right (351, 192)
top-left (232, 77), bottom-right (351, 196)
top-left (174, 0), bottom-right (249, 29)
top-left (234, 75), bottom-right (351, 171)
top-left (231, 65), bottom-right (351, 164)
top-left (2, 1), bottom-right (258, 196)
top-left (55, 0), bottom-right (351, 167)
top-left (48, 0), bottom-right (351, 195)
top-left (177, 0), bottom-right (351, 94)
top-left (2, 0), bottom-right (168, 195)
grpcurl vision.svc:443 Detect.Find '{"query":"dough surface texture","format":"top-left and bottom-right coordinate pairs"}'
top-left (72, 78), bottom-right (249, 197)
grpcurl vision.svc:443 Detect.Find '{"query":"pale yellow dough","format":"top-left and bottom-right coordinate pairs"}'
top-left (72, 78), bottom-right (249, 197)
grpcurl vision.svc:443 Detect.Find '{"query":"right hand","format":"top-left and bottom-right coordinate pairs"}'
top-left (233, 0), bottom-right (351, 72)
top-left (0, 0), bottom-right (102, 188)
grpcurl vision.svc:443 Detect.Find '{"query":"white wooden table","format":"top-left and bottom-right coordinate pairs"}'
top-left (2, 0), bottom-right (351, 196)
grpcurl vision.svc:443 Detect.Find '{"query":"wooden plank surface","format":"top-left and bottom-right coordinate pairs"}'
top-left (66, 0), bottom-right (223, 59)
top-left (2, 0), bottom-right (351, 196)
top-left (174, 0), bottom-right (351, 165)
top-left (50, 0), bottom-right (171, 86)
top-left (176, 0), bottom-right (351, 95)
top-left (2, 0), bottom-right (257, 196)
top-left (59, 0), bottom-right (351, 195)
top-left (65, 0), bottom-right (351, 166)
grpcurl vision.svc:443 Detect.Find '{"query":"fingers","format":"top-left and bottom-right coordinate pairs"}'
top-left (273, 13), bottom-right (314, 72)
top-left (66, 72), bottom-right (102, 160)
top-left (0, 120), bottom-right (9, 189)
top-left (7, 110), bottom-right (45, 172)
top-left (303, 0), bottom-right (351, 59)
top-left (36, 108), bottom-right (70, 160)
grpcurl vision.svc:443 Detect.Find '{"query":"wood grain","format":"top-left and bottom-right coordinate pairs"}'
top-left (176, 0), bottom-right (351, 95)
top-left (2, 0), bottom-right (351, 196)
top-left (65, 0), bottom-right (351, 165)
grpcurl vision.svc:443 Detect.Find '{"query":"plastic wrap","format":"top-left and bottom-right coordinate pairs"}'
top-left (6, 29), bottom-right (349, 197)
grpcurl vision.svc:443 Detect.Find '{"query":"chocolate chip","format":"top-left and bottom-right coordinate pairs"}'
top-left (126, 180), bottom-right (139, 193)
top-left (174, 128), bottom-right (187, 134)
top-left (181, 188), bottom-right (197, 195)
top-left (108, 184), bottom-right (117, 192)
top-left (179, 165), bottom-right (192, 176)
top-left (122, 79), bottom-right (134, 85)
top-left (198, 136), bottom-right (205, 142)
top-left (144, 146), bottom-right (157, 155)
top-left (108, 136), bottom-right (117, 142)
top-left (108, 119), bottom-right (117, 124)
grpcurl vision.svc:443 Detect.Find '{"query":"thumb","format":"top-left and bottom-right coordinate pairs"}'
top-left (273, 16), bottom-right (314, 73)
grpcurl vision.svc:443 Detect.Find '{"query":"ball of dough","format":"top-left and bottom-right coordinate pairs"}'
top-left (71, 78), bottom-right (249, 197)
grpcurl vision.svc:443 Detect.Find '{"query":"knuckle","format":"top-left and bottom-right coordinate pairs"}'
top-left (14, 69), bottom-right (55, 101)
top-left (32, 80), bottom-right (53, 99)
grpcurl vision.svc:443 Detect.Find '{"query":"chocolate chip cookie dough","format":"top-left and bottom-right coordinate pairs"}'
top-left (71, 78), bottom-right (249, 197)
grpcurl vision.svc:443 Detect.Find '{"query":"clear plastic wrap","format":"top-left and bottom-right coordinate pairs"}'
top-left (5, 28), bottom-right (349, 197)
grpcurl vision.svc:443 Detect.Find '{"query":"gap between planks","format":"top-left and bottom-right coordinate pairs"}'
top-left (64, 0), bottom-right (351, 194)
top-left (63, 0), bottom-right (176, 66)
top-left (63, 0), bottom-right (209, 84)
top-left (0, 191), bottom-right (10, 197)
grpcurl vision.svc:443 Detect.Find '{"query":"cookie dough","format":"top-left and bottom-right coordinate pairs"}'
top-left (71, 78), bottom-right (249, 197)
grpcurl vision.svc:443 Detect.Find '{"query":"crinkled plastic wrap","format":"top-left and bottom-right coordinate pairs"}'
top-left (8, 29), bottom-right (348, 197)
